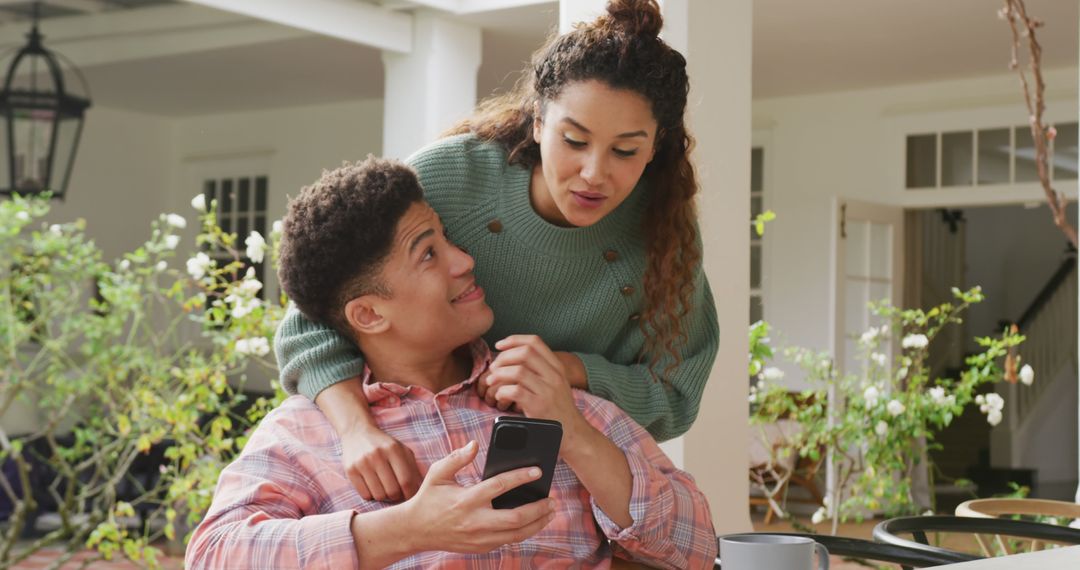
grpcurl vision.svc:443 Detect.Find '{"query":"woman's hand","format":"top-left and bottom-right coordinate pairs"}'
top-left (485, 335), bottom-right (589, 447)
top-left (342, 425), bottom-right (423, 502)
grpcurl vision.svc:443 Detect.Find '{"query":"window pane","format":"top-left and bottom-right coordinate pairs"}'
top-left (221, 179), bottom-right (234, 213)
top-left (238, 177), bottom-right (251, 212)
top-left (1015, 125), bottom-right (1038, 183)
top-left (255, 215), bottom-right (266, 236)
top-left (978, 128), bottom-right (1011, 185)
top-left (941, 131), bottom-right (973, 186)
top-left (869, 222), bottom-right (892, 280)
top-left (845, 220), bottom-right (868, 277)
top-left (750, 196), bottom-right (763, 240)
top-left (1054, 122), bottom-right (1078, 181)
top-left (255, 176), bottom-right (268, 211)
top-left (237, 217), bottom-right (249, 241)
top-left (906, 134), bottom-right (937, 189)
top-left (204, 180), bottom-right (216, 215)
top-left (750, 295), bottom-right (763, 325)
top-left (751, 147), bottom-right (764, 193)
top-left (750, 244), bottom-right (762, 289)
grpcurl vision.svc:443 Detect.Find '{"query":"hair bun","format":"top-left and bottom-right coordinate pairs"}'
top-left (604, 0), bottom-right (663, 38)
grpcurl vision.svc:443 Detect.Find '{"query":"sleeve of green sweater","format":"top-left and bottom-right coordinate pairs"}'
top-left (274, 304), bottom-right (365, 398)
top-left (573, 269), bottom-right (720, 442)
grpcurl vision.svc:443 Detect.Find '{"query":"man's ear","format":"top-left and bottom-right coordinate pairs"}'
top-left (532, 101), bottom-right (543, 144)
top-left (344, 295), bottom-right (390, 335)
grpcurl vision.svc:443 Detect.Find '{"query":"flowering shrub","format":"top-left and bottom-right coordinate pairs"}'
top-left (0, 193), bottom-right (286, 568)
top-left (750, 287), bottom-right (1030, 533)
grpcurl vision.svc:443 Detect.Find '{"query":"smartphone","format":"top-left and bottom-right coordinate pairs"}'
top-left (481, 416), bottom-right (563, 509)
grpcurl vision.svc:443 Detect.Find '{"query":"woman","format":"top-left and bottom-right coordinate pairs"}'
top-left (275, 0), bottom-right (719, 502)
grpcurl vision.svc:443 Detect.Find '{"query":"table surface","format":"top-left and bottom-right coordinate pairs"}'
top-left (938, 545), bottom-right (1080, 568)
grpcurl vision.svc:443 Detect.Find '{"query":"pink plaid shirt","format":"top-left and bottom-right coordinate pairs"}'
top-left (186, 342), bottom-right (717, 569)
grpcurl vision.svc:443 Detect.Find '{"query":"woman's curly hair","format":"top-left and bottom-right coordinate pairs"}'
top-left (446, 0), bottom-right (700, 381)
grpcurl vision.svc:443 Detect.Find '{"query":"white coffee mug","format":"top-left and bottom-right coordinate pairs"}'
top-left (719, 534), bottom-right (829, 570)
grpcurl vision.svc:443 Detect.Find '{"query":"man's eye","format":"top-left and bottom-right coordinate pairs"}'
top-left (422, 247), bottom-right (435, 261)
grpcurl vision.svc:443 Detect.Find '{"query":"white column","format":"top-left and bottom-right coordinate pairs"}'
top-left (1075, 0), bottom-right (1080, 505)
top-left (382, 12), bottom-right (481, 159)
top-left (665, 0), bottom-right (753, 534)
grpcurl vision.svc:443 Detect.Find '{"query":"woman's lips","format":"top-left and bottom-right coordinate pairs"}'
top-left (571, 190), bottom-right (607, 209)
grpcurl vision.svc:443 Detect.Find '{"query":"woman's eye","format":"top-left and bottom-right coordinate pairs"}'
top-left (563, 136), bottom-right (586, 148)
top-left (613, 148), bottom-right (638, 158)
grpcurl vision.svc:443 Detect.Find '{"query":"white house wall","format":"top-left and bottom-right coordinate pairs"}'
top-left (752, 66), bottom-right (1079, 387)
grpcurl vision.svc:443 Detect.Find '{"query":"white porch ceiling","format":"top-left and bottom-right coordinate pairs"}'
top-left (0, 0), bottom-right (1072, 116)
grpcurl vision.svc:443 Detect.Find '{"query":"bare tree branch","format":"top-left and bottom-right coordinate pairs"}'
top-left (1001, 0), bottom-right (1078, 248)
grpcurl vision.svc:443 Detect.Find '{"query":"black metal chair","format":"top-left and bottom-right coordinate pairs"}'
top-left (715, 532), bottom-right (974, 569)
top-left (874, 515), bottom-right (1080, 560)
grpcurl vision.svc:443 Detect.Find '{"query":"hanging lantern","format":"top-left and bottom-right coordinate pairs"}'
top-left (0, 2), bottom-right (91, 200)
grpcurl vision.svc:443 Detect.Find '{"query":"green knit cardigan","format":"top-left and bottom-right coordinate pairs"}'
top-left (273, 134), bottom-right (719, 441)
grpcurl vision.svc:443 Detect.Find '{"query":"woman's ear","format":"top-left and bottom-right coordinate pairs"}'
top-left (532, 101), bottom-right (543, 144)
top-left (345, 296), bottom-right (390, 336)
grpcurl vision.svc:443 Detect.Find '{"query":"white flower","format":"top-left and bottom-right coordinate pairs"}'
top-left (245, 231), bottom-right (266, 263)
top-left (227, 295), bottom-right (261, 319)
top-left (984, 393), bottom-right (1004, 412)
top-left (164, 234), bottom-right (180, 250)
top-left (155, 260), bottom-right (168, 272)
top-left (896, 367), bottom-right (909, 380)
top-left (902, 334), bottom-right (929, 349)
top-left (860, 327), bottom-right (880, 345)
top-left (238, 277), bottom-right (263, 297)
top-left (875, 420), bottom-right (889, 437)
top-left (928, 386), bottom-right (947, 405)
top-left (987, 409), bottom-right (1003, 426)
top-left (235, 337), bottom-right (270, 357)
top-left (761, 367), bottom-right (784, 382)
top-left (871, 352), bottom-right (887, 367)
top-left (118, 259), bottom-right (130, 271)
top-left (863, 386), bottom-right (880, 408)
top-left (165, 213), bottom-right (187, 229)
top-left (191, 193), bottom-right (207, 212)
top-left (186, 252), bottom-right (213, 280)
top-left (975, 394), bottom-right (986, 406)
top-left (748, 392), bottom-right (757, 404)
top-left (1019, 364), bottom-right (1034, 386)
top-left (944, 395), bottom-right (956, 407)
top-left (811, 507), bottom-right (827, 525)
top-left (49, 224), bottom-right (62, 236)
top-left (272, 219), bottom-right (283, 235)
top-left (887, 399), bottom-right (905, 417)
top-left (15, 211), bottom-right (29, 222)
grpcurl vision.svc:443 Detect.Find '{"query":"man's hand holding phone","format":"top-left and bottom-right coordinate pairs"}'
top-left (352, 440), bottom-right (555, 566)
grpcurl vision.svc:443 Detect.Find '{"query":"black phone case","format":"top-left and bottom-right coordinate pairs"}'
top-left (481, 416), bottom-right (563, 509)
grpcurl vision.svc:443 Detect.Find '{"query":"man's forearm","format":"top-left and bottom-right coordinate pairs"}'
top-left (315, 378), bottom-right (376, 434)
top-left (351, 504), bottom-right (419, 568)
top-left (561, 420), bottom-right (633, 527)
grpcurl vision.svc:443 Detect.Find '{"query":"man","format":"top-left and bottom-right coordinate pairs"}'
top-left (185, 157), bottom-right (717, 569)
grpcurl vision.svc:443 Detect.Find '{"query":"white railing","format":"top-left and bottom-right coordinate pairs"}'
top-left (1005, 260), bottom-right (1077, 434)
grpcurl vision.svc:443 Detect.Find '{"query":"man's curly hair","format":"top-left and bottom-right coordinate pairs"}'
top-left (277, 156), bottom-right (424, 338)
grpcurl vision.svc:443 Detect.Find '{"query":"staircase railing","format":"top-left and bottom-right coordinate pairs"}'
top-left (1005, 254), bottom-right (1077, 433)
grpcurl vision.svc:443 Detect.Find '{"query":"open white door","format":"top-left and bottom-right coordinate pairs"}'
top-left (831, 198), bottom-right (906, 378)
top-left (827, 198), bottom-right (906, 505)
